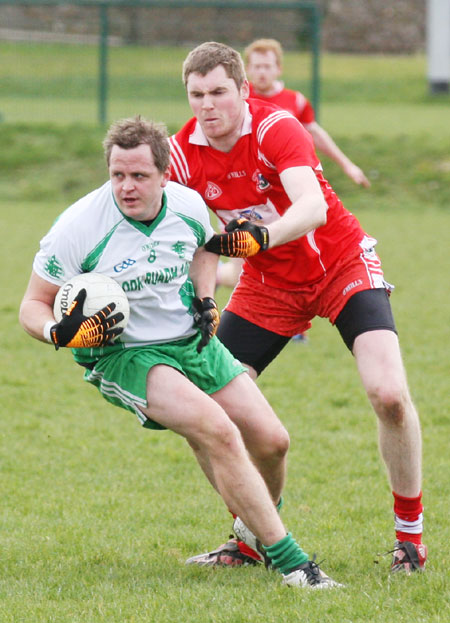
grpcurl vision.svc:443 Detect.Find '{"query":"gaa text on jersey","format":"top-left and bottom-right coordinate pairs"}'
top-left (114, 258), bottom-right (136, 273)
top-left (122, 261), bottom-right (190, 291)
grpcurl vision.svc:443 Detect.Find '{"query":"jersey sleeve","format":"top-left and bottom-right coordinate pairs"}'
top-left (169, 135), bottom-right (188, 185)
top-left (296, 93), bottom-right (315, 124)
top-left (168, 121), bottom-right (198, 187)
top-left (257, 111), bottom-right (320, 174)
top-left (32, 184), bottom-right (115, 285)
top-left (33, 207), bottom-right (88, 286)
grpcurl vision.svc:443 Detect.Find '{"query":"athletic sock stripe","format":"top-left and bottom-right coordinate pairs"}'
top-left (395, 513), bottom-right (424, 534)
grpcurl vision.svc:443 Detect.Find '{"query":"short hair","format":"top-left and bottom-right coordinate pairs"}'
top-left (182, 41), bottom-right (246, 89)
top-left (103, 115), bottom-right (170, 172)
top-left (243, 39), bottom-right (283, 67)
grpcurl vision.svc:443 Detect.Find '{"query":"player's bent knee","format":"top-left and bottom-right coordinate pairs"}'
top-left (197, 414), bottom-right (244, 455)
top-left (251, 432), bottom-right (289, 463)
top-left (366, 383), bottom-right (410, 426)
top-left (240, 418), bottom-right (289, 460)
top-left (265, 427), bottom-right (290, 459)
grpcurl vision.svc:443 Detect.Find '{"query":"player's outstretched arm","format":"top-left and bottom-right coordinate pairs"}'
top-left (204, 168), bottom-right (327, 258)
top-left (305, 121), bottom-right (371, 187)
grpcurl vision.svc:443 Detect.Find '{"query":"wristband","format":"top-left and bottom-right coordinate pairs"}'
top-left (43, 320), bottom-right (56, 343)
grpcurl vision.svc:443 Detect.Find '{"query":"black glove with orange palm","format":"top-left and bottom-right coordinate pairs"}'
top-left (192, 296), bottom-right (220, 353)
top-left (50, 289), bottom-right (124, 350)
top-left (204, 217), bottom-right (269, 258)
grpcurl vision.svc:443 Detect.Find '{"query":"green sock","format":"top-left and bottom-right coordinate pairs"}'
top-left (276, 497), bottom-right (284, 512)
top-left (263, 533), bottom-right (309, 575)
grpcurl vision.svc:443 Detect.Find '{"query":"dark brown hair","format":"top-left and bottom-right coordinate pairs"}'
top-left (182, 42), bottom-right (246, 89)
top-left (103, 115), bottom-right (170, 172)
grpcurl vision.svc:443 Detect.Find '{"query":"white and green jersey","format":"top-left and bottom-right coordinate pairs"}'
top-left (34, 180), bottom-right (215, 360)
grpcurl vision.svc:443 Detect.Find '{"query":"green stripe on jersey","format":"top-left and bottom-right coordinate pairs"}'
top-left (81, 220), bottom-right (123, 272)
top-left (179, 277), bottom-right (196, 311)
top-left (173, 211), bottom-right (207, 247)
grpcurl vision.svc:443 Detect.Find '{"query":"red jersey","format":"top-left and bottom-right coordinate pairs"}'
top-left (248, 81), bottom-right (315, 125)
top-left (169, 99), bottom-right (368, 290)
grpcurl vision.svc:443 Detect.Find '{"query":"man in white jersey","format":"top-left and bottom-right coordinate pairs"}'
top-left (19, 116), bottom-right (342, 589)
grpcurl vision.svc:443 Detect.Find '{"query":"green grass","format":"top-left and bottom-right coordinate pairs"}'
top-left (2, 195), bottom-right (449, 622)
top-left (1, 42), bottom-right (449, 132)
top-left (1, 48), bottom-right (449, 621)
top-left (1, 124), bottom-right (448, 209)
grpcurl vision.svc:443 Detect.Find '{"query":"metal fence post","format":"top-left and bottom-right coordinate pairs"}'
top-left (310, 3), bottom-right (321, 121)
top-left (99, 3), bottom-right (109, 125)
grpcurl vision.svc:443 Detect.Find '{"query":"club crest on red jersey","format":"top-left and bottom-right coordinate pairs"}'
top-left (205, 181), bottom-right (222, 200)
top-left (252, 170), bottom-right (271, 193)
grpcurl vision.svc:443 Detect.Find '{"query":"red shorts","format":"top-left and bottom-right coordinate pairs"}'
top-left (225, 245), bottom-right (391, 337)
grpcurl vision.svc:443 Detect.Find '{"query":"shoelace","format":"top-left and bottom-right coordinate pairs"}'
top-left (374, 543), bottom-right (406, 565)
top-left (298, 555), bottom-right (326, 584)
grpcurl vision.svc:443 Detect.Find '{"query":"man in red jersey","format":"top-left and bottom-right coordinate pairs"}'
top-left (169, 42), bottom-right (426, 576)
top-left (217, 38), bottom-right (370, 325)
top-left (245, 38), bottom-right (370, 188)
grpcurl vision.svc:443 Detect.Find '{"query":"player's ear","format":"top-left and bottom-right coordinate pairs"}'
top-left (241, 79), bottom-right (250, 100)
top-left (161, 167), bottom-right (171, 187)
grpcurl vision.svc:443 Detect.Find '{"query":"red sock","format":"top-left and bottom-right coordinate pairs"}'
top-left (228, 510), bottom-right (262, 560)
top-left (393, 491), bottom-right (423, 544)
top-left (237, 540), bottom-right (262, 560)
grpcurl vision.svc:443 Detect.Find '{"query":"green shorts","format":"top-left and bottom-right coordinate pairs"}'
top-left (83, 332), bottom-right (246, 430)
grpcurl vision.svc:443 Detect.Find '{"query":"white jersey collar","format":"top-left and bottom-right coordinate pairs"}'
top-left (189, 102), bottom-right (253, 146)
top-left (272, 80), bottom-right (285, 95)
top-left (251, 80), bottom-right (285, 97)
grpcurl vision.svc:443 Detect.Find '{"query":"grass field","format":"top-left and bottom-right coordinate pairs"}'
top-left (1, 43), bottom-right (449, 622)
top-left (2, 41), bottom-right (449, 134)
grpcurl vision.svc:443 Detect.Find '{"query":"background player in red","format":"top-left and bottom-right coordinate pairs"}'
top-left (245, 38), bottom-right (370, 188)
top-left (169, 42), bottom-right (426, 576)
